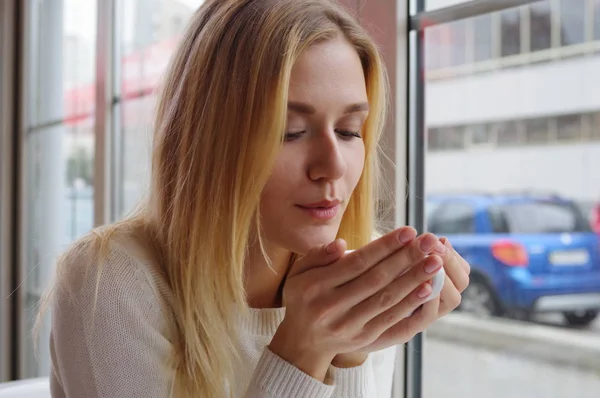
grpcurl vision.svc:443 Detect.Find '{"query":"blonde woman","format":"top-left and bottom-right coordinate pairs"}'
top-left (44, 0), bottom-right (470, 397)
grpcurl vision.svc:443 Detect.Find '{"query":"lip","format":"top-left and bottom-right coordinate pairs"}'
top-left (299, 199), bottom-right (341, 208)
top-left (296, 199), bottom-right (342, 220)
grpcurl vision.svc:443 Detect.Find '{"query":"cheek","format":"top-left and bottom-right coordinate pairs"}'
top-left (346, 145), bottom-right (366, 189)
top-left (260, 150), bottom-right (299, 205)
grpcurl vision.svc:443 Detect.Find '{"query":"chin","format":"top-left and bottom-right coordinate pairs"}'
top-left (285, 227), bottom-right (340, 256)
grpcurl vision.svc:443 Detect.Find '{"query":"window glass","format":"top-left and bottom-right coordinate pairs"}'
top-left (557, 114), bottom-right (583, 141)
top-left (116, 0), bottom-right (205, 217)
top-left (560, 0), bottom-right (586, 46)
top-left (491, 201), bottom-right (592, 233)
top-left (23, 0), bottom-right (97, 378)
top-left (424, 4), bottom-right (600, 395)
top-left (500, 8), bottom-right (521, 57)
top-left (595, 0), bottom-right (600, 40)
top-left (429, 202), bottom-right (476, 234)
top-left (593, 112), bottom-right (600, 140)
top-left (524, 117), bottom-right (550, 144)
top-left (530, 0), bottom-right (552, 52)
top-left (496, 120), bottom-right (522, 146)
top-left (428, 126), bottom-right (465, 150)
top-left (473, 14), bottom-right (493, 62)
top-left (468, 124), bottom-right (494, 145)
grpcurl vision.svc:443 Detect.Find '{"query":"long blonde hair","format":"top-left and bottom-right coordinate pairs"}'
top-left (41, 0), bottom-right (389, 396)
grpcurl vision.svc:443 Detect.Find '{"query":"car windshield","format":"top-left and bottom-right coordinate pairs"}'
top-left (489, 200), bottom-right (592, 234)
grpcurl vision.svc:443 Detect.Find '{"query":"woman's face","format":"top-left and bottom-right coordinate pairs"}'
top-left (259, 35), bottom-right (368, 255)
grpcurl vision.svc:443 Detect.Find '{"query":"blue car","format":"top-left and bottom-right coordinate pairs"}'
top-left (426, 193), bottom-right (600, 327)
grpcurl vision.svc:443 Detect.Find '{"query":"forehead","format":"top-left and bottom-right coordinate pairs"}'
top-left (288, 35), bottom-right (367, 103)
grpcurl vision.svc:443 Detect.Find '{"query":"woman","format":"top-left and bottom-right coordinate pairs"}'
top-left (43, 0), bottom-right (470, 397)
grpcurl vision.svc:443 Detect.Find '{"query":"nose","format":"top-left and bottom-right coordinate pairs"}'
top-left (307, 130), bottom-right (347, 182)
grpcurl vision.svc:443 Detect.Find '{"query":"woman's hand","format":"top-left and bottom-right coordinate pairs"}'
top-left (332, 234), bottom-right (471, 368)
top-left (268, 227), bottom-right (452, 381)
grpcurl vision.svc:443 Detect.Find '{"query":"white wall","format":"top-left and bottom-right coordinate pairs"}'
top-left (425, 143), bottom-right (600, 202)
top-left (426, 55), bottom-right (600, 126)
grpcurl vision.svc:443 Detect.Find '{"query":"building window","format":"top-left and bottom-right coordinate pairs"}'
top-left (556, 114), bottom-right (583, 141)
top-left (496, 120), bottom-right (521, 146)
top-left (560, 0), bottom-right (586, 46)
top-left (500, 8), bottom-right (521, 57)
top-left (468, 124), bottom-right (494, 146)
top-left (473, 14), bottom-right (493, 62)
top-left (443, 20), bottom-right (468, 67)
top-left (428, 127), bottom-right (465, 150)
top-left (595, 0), bottom-right (600, 40)
top-left (592, 112), bottom-right (600, 140)
top-left (524, 118), bottom-right (550, 144)
top-left (529, 0), bottom-right (552, 52)
top-left (425, 27), bottom-right (442, 71)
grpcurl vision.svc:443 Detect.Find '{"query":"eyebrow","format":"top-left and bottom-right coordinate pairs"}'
top-left (287, 101), bottom-right (369, 115)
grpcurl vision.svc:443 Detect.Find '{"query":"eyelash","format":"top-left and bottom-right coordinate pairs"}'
top-left (284, 130), bottom-right (362, 142)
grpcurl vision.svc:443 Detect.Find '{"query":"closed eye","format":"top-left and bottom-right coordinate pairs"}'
top-left (335, 129), bottom-right (362, 140)
top-left (283, 131), bottom-right (306, 142)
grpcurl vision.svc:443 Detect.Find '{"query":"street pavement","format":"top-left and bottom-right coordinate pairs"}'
top-left (423, 338), bottom-right (600, 398)
top-left (533, 313), bottom-right (600, 332)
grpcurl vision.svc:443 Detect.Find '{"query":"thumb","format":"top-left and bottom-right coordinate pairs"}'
top-left (287, 238), bottom-right (347, 279)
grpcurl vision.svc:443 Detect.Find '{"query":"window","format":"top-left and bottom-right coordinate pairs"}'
top-left (487, 207), bottom-right (511, 233)
top-left (429, 202), bottom-right (476, 234)
top-left (556, 114), bottom-right (583, 141)
top-left (529, 0), bottom-right (552, 52)
top-left (492, 201), bottom-right (592, 233)
top-left (595, 0), bottom-right (600, 40)
top-left (496, 120), bottom-right (521, 146)
top-left (500, 8), bottom-right (521, 57)
top-left (468, 124), bottom-right (494, 145)
top-left (425, 27), bottom-right (443, 70)
top-left (593, 112), bottom-right (600, 140)
top-left (473, 14), bottom-right (493, 62)
top-left (424, 5), bottom-right (600, 394)
top-left (428, 126), bottom-right (465, 150)
top-left (23, 0), bottom-right (97, 378)
top-left (524, 117), bottom-right (550, 144)
top-left (115, 0), bottom-right (204, 218)
top-left (439, 20), bottom-right (468, 67)
top-left (560, 0), bottom-right (586, 46)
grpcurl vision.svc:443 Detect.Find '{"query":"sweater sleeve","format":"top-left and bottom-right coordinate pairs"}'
top-left (244, 348), bottom-right (335, 398)
top-left (329, 346), bottom-right (398, 398)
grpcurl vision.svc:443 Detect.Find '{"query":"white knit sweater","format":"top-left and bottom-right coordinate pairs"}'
top-left (49, 237), bottom-right (397, 397)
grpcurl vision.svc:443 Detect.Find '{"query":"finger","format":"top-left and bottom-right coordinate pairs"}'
top-left (322, 230), bottom-right (444, 289)
top-left (438, 274), bottom-right (463, 315)
top-left (360, 280), bottom-right (433, 338)
top-left (317, 227), bottom-right (417, 287)
top-left (334, 254), bottom-right (444, 325)
top-left (437, 238), bottom-right (470, 293)
top-left (287, 238), bottom-right (347, 279)
top-left (327, 232), bottom-right (445, 305)
top-left (439, 237), bottom-right (470, 275)
top-left (368, 295), bottom-right (441, 347)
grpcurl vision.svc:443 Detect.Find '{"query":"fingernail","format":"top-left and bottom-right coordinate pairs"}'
top-left (417, 284), bottom-right (432, 298)
top-left (398, 228), bottom-right (414, 244)
top-left (424, 256), bottom-right (442, 274)
top-left (325, 240), bottom-right (338, 254)
top-left (419, 236), bottom-right (435, 253)
top-left (434, 241), bottom-right (447, 255)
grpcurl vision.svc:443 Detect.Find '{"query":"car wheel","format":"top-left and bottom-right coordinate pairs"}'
top-left (459, 275), bottom-right (502, 318)
top-left (563, 310), bottom-right (598, 327)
